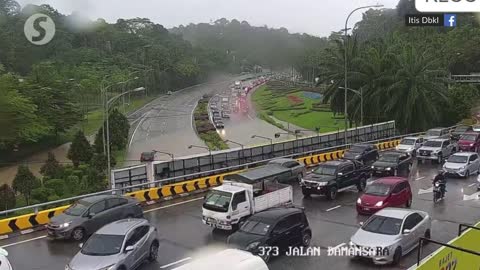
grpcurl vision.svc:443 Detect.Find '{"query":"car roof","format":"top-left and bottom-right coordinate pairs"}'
top-left (428, 127), bottom-right (447, 131)
top-left (402, 136), bottom-right (421, 140)
top-left (461, 132), bottom-right (479, 136)
top-left (381, 150), bottom-right (405, 156)
top-left (451, 152), bottom-right (476, 157)
top-left (351, 143), bottom-right (374, 148)
top-left (426, 138), bottom-right (448, 142)
top-left (322, 159), bottom-right (351, 166)
top-left (96, 218), bottom-right (147, 235)
top-left (250, 207), bottom-right (303, 222)
top-left (374, 177), bottom-right (408, 185)
top-left (268, 158), bottom-right (296, 164)
top-left (80, 194), bottom-right (119, 204)
top-left (375, 208), bottom-right (421, 220)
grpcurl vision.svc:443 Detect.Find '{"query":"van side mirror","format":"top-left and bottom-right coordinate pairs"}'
top-left (125, 246), bottom-right (134, 252)
top-left (359, 222), bottom-right (364, 227)
top-left (87, 212), bottom-right (96, 219)
top-left (78, 243), bottom-right (83, 249)
top-left (403, 229), bottom-right (411, 235)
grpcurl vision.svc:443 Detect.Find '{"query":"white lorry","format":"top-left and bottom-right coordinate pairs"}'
top-left (202, 171), bottom-right (293, 230)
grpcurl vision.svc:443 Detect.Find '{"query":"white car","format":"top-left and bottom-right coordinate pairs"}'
top-left (474, 125), bottom-right (480, 132)
top-left (443, 152), bottom-right (480, 178)
top-left (477, 174), bottom-right (480, 190)
top-left (423, 128), bottom-right (450, 141)
top-left (350, 208), bottom-right (431, 265)
top-left (417, 138), bottom-right (457, 163)
top-left (395, 137), bottom-right (424, 156)
top-left (0, 248), bottom-right (12, 270)
top-left (173, 249), bottom-right (268, 270)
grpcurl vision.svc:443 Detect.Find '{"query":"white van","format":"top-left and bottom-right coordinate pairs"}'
top-left (172, 249), bottom-right (269, 270)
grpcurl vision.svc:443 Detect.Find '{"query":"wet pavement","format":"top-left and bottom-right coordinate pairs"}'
top-left (2, 160), bottom-right (480, 270)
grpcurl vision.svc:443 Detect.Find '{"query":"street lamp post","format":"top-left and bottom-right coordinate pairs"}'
top-left (339, 86), bottom-right (363, 126)
top-left (153, 150), bottom-right (175, 179)
top-left (251, 135), bottom-right (274, 158)
top-left (104, 86), bottom-right (146, 190)
top-left (188, 145), bottom-right (213, 170)
top-left (344, 4), bottom-right (383, 143)
top-left (225, 140), bottom-right (246, 163)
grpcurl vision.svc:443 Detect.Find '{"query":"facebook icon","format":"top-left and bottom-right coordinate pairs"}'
top-left (444, 14), bottom-right (456, 27)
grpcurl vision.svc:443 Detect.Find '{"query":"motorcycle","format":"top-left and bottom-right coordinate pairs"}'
top-left (433, 182), bottom-right (445, 203)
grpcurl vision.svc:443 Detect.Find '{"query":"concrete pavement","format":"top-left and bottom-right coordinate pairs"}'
top-left (2, 160), bottom-right (480, 270)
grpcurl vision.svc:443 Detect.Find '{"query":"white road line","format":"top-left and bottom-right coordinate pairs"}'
top-left (128, 112), bottom-right (149, 149)
top-left (325, 205), bottom-right (342, 212)
top-left (0, 235), bottom-right (46, 249)
top-left (144, 197), bottom-right (204, 213)
top-left (331, 243), bottom-right (347, 250)
top-left (415, 177), bottom-right (426, 181)
top-left (469, 183), bottom-right (476, 187)
top-left (160, 257), bottom-right (192, 269)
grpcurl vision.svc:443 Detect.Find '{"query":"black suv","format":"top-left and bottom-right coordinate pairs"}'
top-left (371, 150), bottom-right (412, 177)
top-left (227, 207), bottom-right (311, 262)
top-left (343, 144), bottom-right (379, 165)
top-left (300, 159), bottom-right (371, 199)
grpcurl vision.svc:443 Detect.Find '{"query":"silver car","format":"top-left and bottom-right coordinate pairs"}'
top-left (443, 152), bottom-right (480, 178)
top-left (48, 195), bottom-right (143, 241)
top-left (423, 127), bottom-right (450, 141)
top-left (66, 219), bottom-right (159, 270)
top-left (395, 137), bottom-right (424, 156)
top-left (416, 138), bottom-right (456, 163)
top-left (0, 248), bottom-right (12, 270)
top-left (350, 208), bottom-right (431, 265)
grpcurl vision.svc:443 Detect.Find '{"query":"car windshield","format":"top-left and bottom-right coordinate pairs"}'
top-left (365, 183), bottom-right (391, 196)
top-left (455, 126), bottom-right (469, 132)
top-left (447, 155), bottom-right (468, 164)
top-left (64, 200), bottom-right (91, 216)
top-left (460, 134), bottom-right (477, 141)
top-left (426, 130), bottom-right (442, 136)
top-left (423, 140), bottom-right (443, 147)
top-left (81, 234), bottom-right (124, 256)
top-left (313, 165), bottom-right (337, 176)
top-left (203, 190), bottom-right (232, 212)
top-left (378, 155), bottom-right (398, 163)
top-left (400, 139), bottom-right (415, 145)
top-left (349, 146), bottom-right (368, 153)
top-left (362, 215), bottom-right (402, 235)
top-left (240, 220), bottom-right (272, 236)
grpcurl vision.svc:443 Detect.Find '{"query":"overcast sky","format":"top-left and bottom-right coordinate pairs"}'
top-left (17, 0), bottom-right (399, 37)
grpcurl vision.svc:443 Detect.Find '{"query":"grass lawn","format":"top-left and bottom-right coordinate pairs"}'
top-left (252, 86), bottom-right (344, 133)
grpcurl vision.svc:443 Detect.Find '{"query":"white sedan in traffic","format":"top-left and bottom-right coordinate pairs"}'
top-left (0, 248), bottom-right (12, 270)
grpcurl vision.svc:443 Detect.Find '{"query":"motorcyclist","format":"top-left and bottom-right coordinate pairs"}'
top-left (433, 170), bottom-right (447, 197)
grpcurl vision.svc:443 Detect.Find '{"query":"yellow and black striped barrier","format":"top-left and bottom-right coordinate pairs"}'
top-left (0, 139), bottom-right (401, 237)
top-left (0, 205), bottom-right (69, 236)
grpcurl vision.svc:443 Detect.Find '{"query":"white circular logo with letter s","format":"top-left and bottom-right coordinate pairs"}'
top-left (24, 13), bottom-right (56, 45)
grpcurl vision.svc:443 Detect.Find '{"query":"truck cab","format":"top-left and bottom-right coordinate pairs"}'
top-left (202, 177), bottom-right (293, 231)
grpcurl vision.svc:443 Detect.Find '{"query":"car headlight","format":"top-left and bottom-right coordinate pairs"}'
top-left (318, 182), bottom-right (328, 186)
top-left (246, 241), bottom-right (260, 251)
top-left (59, 222), bottom-right (72, 228)
top-left (470, 143), bottom-right (475, 147)
top-left (375, 201), bottom-right (383, 207)
top-left (385, 167), bottom-right (391, 171)
top-left (98, 265), bottom-right (116, 270)
top-left (357, 198), bottom-right (362, 204)
top-left (371, 166), bottom-right (375, 169)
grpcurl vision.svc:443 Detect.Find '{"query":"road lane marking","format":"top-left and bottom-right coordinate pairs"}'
top-left (160, 257), bottom-right (192, 269)
top-left (325, 205), bottom-right (342, 212)
top-left (331, 243), bottom-right (347, 250)
top-left (0, 235), bottom-right (46, 248)
top-left (144, 197), bottom-right (204, 213)
top-left (418, 187), bottom-right (434, 194)
top-left (469, 183), bottom-right (476, 187)
top-left (128, 112), bottom-right (149, 149)
top-left (415, 177), bottom-right (425, 181)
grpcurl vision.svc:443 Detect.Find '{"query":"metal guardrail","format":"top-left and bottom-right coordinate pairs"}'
top-left (458, 223), bottom-right (480, 236)
top-left (0, 132), bottom-right (411, 216)
top-left (0, 125), bottom-right (459, 216)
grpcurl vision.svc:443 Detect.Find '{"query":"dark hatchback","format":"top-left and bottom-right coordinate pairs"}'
top-left (227, 207), bottom-right (312, 262)
top-left (451, 125), bottom-right (473, 141)
top-left (343, 144), bottom-right (379, 165)
top-left (371, 151), bottom-right (412, 177)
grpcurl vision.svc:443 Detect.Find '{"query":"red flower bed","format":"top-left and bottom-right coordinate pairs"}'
top-left (287, 95), bottom-right (303, 105)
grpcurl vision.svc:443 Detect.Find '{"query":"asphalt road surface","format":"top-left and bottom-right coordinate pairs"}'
top-left (2, 160), bottom-right (480, 270)
top-left (125, 74), bottom-right (249, 166)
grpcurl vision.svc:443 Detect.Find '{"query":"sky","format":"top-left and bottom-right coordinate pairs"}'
top-left (16, 0), bottom-right (399, 37)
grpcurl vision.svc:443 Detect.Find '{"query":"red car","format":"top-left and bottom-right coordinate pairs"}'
top-left (356, 177), bottom-right (412, 215)
top-left (458, 132), bottom-right (480, 152)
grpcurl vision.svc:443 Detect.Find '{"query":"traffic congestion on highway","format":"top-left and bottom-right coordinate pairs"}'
top-left (1, 121), bottom-right (480, 270)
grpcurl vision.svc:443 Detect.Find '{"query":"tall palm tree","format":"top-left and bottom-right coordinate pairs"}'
top-left (374, 44), bottom-right (448, 132)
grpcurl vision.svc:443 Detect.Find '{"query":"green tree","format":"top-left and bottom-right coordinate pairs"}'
top-left (0, 184), bottom-right (16, 211)
top-left (12, 165), bottom-right (40, 205)
top-left (108, 109), bottom-right (130, 150)
top-left (40, 152), bottom-right (64, 179)
top-left (67, 131), bottom-right (93, 167)
top-left (31, 187), bottom-right (55, 203)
